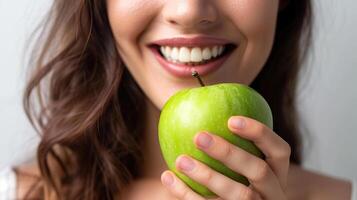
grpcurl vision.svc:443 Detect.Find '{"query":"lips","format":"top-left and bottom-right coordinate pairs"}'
top-left (147, 36), bottom-right (237, 78)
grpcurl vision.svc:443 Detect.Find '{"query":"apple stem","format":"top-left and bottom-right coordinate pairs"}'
top-left (192, 70), bottom-right (205, 87)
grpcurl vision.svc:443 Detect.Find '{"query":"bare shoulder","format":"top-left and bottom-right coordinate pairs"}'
top-left (287, 164), bottom-right (352, 200)
top-left (13, 162), bottom-right (43, 199)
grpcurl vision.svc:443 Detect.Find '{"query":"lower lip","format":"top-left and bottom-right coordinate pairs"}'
top-left (150, 47), bottom-right (233, 78)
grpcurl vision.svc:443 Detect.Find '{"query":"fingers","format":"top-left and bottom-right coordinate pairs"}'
top-left (161, 170), bottom-right (206, 200)
top-left (174, 155), bottom-right (261, 200)
top-left (228, 116), bottom-right (291, 190)
top-left (193, 132), bottom-right (284, 199)
top-left (162, 115), bottom-right (290, 200)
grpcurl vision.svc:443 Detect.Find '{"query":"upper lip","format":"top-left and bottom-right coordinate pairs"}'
top-left (148, 35), bottom-right (236, 48)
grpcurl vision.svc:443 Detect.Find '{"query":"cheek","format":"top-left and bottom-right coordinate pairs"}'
top-left (106, 0), bottom-right (157, 49)
top-left (226, 0), bottom-right (279, 84)
top-left (231, 0), bottom-right (279, 36)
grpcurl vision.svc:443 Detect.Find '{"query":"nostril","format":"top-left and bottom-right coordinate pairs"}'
top-left (168, 20), bottom-right (178, 25)
top-left (198, 19), bottom-right (212, 25)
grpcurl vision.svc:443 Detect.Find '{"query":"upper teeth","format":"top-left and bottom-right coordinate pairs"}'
top-left (159, 46), bottom-right (225, 63)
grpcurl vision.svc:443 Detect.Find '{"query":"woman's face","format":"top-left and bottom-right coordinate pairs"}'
top-left (107, 0), bottom-right (280, 110)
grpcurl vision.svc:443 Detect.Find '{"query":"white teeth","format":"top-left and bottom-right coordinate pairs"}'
top-left (160, 46), bottom-right (165, 57)
top-left (218, 46), bottom-right (224, 55)
top-left (212, 46), bottom-right (218, 58)
top-left (171, 47), bottom-right (179, 60)
top-left (190, 47), bottom-right (202, 62)
top-left (202, 47), bottom-right (212, 60)
top-left (179, 47), bottom-right (191, 62)
top-left (159, 45), bottom-right (226, 64)
top-left (164, 46), bottom-right (171, 59)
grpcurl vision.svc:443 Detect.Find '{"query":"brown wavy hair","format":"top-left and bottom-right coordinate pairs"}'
top-left (22, 0), bottom-right (312, 199)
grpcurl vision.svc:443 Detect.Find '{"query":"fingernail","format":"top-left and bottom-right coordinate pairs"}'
top-left (162, 172), bottom-right (174, 186)
top-left (177, 156), bottom-right (195, 172)
top-left (196, 132), bottom-right (213, 149)
top-left (231, 117), bottom-right (246, 129)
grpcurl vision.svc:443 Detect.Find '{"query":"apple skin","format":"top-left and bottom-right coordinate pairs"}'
top-left (158, 83), bottom-right (273, 197)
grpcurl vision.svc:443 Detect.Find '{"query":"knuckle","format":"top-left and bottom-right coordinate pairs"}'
top-left (254, 125), bottom-right (266, 139)
top-left (199, 167), bottom-right (213, 184)
top-left (276, 141), bottom-right (291, 160)
top-left (284, 141), bottom-right (292, 156)
top-left (221, 142), bottom-right (233, 159)
top-left (180, 188), bottom-right (193, 200)
top-left (282, 141), bottom-right (292, 158)
top-left (174, 180), bottom-right (204, 200)
top-left (236, 187), bottom-right (255, 200)
top-left (252, 161), bottom-right (270, 182)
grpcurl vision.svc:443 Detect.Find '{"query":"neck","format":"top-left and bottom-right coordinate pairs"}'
top-left (140, 99), bottom-right (168, 179)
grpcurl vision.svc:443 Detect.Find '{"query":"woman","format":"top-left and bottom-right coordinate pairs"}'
top-left (0, 0), bottom-right (354, 199)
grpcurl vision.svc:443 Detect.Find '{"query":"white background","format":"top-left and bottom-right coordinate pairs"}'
top-left (1, 0), bottom-right (357, 183)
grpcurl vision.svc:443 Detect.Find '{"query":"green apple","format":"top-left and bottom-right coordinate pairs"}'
top-left (158, 74), bottom-right (273, 198)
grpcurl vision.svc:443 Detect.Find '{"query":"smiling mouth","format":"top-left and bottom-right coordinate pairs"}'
top-left (149, 44), bottom-right (237, 66)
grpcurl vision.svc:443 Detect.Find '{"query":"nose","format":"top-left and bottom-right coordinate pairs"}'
top-left (162, 0), bottom-right (219, 31)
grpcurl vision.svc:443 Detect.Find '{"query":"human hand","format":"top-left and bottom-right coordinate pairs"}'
top-left (161, 116), bottom-right (291, 200)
